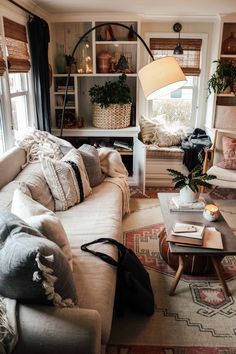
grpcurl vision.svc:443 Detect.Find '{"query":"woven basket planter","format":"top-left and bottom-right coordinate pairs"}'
top-left (92, 103), bottom-right (131, 129)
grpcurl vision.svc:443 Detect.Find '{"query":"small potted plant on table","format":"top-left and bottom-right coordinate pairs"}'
top-left (167, 165), bottom-right (216, 203)
top-left (89, 74), bottom-right (132, 129)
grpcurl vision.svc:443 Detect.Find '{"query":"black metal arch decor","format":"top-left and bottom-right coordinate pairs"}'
top-left (59, 22), bottom-right (154, 137)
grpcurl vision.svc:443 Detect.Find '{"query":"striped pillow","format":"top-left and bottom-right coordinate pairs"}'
top-left (41, 149), bottom-right (91, 211)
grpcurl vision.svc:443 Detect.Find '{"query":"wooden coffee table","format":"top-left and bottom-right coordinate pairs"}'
top-left (158, 192), bottom-right (236, 297)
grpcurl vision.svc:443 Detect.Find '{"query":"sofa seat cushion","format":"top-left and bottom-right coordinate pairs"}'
top-left (56, 181), bottom-right (123, 343)
top-left (208, 165), bottom-right (236, 186)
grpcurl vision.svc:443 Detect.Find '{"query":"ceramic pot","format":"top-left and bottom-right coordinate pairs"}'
top-left (179, 186), bottom-right (198, 204)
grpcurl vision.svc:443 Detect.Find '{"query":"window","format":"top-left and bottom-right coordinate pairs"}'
top-left (147, 37), bottom-right (202, 129)
top-left (1, 17), bottom-right (32, 144)
top-left (0, 79), bottom-right (5, 154)
top-left (9, 73), bottom-right (29, 138)
top-left (150, 76), bottom-right (198, 128)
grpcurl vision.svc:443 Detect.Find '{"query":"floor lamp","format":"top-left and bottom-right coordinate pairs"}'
top-left (59, 22), bottom-right (186, 137)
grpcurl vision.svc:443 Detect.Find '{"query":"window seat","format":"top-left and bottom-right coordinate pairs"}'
top-left (139, 141), bottom-right (188, 192)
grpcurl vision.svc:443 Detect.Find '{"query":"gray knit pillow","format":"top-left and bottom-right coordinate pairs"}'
top-left (0, 211), bottom-right (78, 307)
top-left (78, 144), bottom-right (105, 187)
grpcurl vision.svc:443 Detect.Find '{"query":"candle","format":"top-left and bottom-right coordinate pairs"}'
top-left (203, 204), bottom-right (220, 221)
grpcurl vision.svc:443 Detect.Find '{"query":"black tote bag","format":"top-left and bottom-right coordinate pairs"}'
top-left (81, 238), bottom-right (155, 316)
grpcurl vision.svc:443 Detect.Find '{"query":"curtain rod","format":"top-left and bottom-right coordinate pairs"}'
top-left (8, 0), bottom-right (37, 18)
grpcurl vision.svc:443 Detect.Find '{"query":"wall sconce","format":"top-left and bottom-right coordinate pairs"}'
top-left (173, 23), bottom-right (183, 55)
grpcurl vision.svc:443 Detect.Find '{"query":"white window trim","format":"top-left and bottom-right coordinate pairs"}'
top-left (143, 31), bottom-right (208, 129)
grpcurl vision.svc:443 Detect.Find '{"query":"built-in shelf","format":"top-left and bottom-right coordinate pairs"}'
top-left (52, 126), bottom-right (139, 138)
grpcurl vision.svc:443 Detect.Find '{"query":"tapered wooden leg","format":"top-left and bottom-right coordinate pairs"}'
top-left (211, 256), bottom-right (231, 296)
top-left (169, 255), bottom-right (185, 296)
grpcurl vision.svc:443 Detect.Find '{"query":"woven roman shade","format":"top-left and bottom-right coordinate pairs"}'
top-left (3, 17), bottom-right (31, 73)
top-left (150, 38), bottom-right (202, 76)
top-left (0, 36), bottom-right (6, 76)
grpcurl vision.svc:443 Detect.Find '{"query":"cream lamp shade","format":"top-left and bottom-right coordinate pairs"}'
top-left (138, 56), bottom-right (187, 100)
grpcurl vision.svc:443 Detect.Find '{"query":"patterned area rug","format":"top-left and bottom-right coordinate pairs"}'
top-left (106, 197), bottom-right (236, 354)
top-left (130, 187), bottom-right (236, 200)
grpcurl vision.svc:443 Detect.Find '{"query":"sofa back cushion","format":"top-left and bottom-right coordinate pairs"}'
top-left (0, 147), bottom-right (26, 189)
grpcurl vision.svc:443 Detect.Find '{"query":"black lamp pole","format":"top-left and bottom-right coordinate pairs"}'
top-left (59, 22), bottom-right (155, 137)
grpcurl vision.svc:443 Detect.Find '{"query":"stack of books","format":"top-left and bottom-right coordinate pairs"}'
top-left (169, 196), bottom-right (206, 212)
top-left (166, 222), bottom-right (223, 249)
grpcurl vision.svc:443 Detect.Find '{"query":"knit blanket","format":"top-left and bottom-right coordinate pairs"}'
top-left (16, 129), bottom-right (73, 166)
top-left (0, 297), bottom-right (17, 354)
top-left (98, 147), bottom-right (130, 215)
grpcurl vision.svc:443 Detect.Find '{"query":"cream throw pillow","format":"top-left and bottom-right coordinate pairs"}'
top-left (41, 148), bottom-right (92, 211)
top-left (15, 162), bottom-right (54, 211)
top-left (151, 126), bottom-right (186, 147)
top-left (11, 189), bottom-right (73, 271)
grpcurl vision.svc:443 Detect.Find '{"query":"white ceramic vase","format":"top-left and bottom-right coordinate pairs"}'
top-left (179, 186), bottom-right (198, 204)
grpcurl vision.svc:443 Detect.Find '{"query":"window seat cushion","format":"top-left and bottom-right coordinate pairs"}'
top-left (146, 145), bottom-right (184, 160)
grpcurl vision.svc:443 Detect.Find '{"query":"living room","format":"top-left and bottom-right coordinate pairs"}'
top-left (0, 0), bottom-right (236, 353)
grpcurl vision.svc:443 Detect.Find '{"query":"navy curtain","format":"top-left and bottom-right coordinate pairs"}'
top-left (27, 16), bottom-right (51, 132)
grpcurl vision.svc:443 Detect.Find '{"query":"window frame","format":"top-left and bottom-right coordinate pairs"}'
top-left (143, 31), bottom-right (208, 129)
top-left (0, 13), bottom-right (36, 154)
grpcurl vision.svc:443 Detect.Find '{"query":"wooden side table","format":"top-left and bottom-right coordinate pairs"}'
top-left (158, 192), bottom-right (236, 296)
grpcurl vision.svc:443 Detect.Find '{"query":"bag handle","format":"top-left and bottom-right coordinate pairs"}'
top-left (81, 237), bottom-right (125, 267)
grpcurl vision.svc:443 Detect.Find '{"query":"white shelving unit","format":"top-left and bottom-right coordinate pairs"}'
top-left (50, 20), bottom-right (142, 185)
top-left (209, 18), bottom-right (236, 130)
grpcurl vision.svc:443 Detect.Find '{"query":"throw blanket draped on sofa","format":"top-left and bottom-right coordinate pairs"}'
top-left (98, 147), bottom-right (130, 215)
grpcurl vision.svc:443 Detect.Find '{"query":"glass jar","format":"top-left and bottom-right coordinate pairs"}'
top-left (222, 32), bottom-right (236, 55)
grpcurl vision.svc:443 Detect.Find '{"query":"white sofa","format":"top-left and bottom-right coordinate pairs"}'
top-left (0, 146), bottom-right (124, 354)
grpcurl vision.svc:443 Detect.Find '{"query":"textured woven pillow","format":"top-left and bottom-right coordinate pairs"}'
top-left (41, 148), bottom-right (92, 211)
top-left (11, 189), bottom-right (73, 270)
top-left (78, 144), bottom-right (105, 187)
top-left (152, 126), bottom-right (186, 147)
top-left (216, 136), bottom-right (236, 170)
top-left (0, 211), bottom-right (78, 307)
top-left (139, 115), bottom-right (158, 144)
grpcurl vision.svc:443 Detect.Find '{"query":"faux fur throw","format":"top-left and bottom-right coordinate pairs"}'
top-left (98, 147), bottom-right (130, 215)
top-left (16, 129), bottom-right (73, 166)
top-left (0, 297), bottom-right (17, 354)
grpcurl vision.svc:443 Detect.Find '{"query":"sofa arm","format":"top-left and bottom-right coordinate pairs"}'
top-left (12, 305), bottom-right (101, 354)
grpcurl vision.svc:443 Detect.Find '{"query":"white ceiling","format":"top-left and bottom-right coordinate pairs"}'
top-left (32, 0), bottom-right (236, 17)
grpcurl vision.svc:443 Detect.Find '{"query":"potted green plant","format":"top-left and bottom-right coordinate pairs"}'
top-left (167, 165), bottom-right (216, 203)
top-left (208, 59), bottom-right (236, 96)
top-left (89, 74), bottom-right (132, 129)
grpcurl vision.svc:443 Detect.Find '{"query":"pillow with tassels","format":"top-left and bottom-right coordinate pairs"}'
top-left (0, 211), bottom-right (78, 307)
